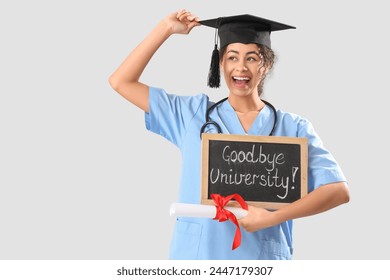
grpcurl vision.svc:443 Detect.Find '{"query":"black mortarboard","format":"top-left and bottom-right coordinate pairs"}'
top-left (200, 14), bottom-right (295, 88)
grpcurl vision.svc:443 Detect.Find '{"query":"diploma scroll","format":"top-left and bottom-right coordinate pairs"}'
top-left (169, 203), bottom-right (248, 220)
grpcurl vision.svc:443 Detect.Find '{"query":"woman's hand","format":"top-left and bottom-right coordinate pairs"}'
top-left (238, 205), bottom-right (279, 233)
top-left (164, 9), bottom-right (200, 35)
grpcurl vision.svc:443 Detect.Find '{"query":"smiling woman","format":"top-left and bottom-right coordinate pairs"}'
top-left (220, 43), bottom-right (269, 128)
top-left (108, 9), bottom-right (349, 260)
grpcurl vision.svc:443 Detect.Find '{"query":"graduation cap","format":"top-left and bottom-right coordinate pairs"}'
top-left (200, 14), bottom-right (295, 88)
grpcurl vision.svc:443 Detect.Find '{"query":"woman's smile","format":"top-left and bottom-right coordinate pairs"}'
top-left (232, 76), bottom-right (251, 88)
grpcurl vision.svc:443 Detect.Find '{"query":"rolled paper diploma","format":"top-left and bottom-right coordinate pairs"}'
top-left (170, 203), bottom-right (248, 220)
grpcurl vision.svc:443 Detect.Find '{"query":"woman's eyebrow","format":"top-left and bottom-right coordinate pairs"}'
top-left (226, 50), bottom-right (260, 56)
top-left (246, 51), bottom-right (261, 57)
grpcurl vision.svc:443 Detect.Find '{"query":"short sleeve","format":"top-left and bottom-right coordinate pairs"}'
top-left (145, 87), bottom-right (206, 147)
top-left (297, 118), bottom-right (347, 192)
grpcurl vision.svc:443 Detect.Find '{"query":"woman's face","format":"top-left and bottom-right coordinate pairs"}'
top-left (221, 43), bottom-right (266, 98)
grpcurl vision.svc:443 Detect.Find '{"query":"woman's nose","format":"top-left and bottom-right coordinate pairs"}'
top-left (235, 61), bottom-right (248, 71)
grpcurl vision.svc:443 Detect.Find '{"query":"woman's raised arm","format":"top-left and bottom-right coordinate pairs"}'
top-left (108, 10), bottom-right (199, 112)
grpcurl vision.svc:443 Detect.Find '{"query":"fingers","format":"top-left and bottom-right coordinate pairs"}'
top-left (176, 9), bottom-right (199, 25)
top-left (238, 205), bottom-right (271, 233)
top-left (166, 9), bottom-right (199, 35)
top-left (186, 21), bottom-right (200, 33)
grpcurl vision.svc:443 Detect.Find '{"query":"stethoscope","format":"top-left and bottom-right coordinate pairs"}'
top-left (200, 97), bottom-right (278, 138)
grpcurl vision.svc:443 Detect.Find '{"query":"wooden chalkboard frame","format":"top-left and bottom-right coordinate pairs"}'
top-left (201, 133), bottom-right (308, 210)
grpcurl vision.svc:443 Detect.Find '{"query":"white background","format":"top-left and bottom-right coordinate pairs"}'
top-left (1, 0), bottom-right (389, 260)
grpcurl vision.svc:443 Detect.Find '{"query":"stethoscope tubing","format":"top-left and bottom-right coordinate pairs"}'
top-left (200, 97), bottom-right (277, 138)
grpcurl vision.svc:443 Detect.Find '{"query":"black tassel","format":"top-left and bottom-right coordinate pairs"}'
top-left (207, 44), bottom-right (220, 88)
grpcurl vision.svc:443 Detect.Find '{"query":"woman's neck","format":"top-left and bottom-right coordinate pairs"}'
top-left (228, 94), bottom-right (264, 114)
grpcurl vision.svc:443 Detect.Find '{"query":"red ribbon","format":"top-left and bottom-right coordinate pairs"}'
top-left (211, 193), bottom-right (248, 250)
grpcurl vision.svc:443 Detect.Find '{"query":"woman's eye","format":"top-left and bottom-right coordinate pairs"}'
top-left (228, 56), bottom-right (237, 61)
top-left (247, 57), bottom-right (257, 62)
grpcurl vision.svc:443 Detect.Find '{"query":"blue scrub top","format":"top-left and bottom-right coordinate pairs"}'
top-left (145, 87), bottom-right (346, 260)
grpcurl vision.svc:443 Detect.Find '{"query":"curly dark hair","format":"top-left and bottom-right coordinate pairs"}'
top-left (219, 44), bottom-right (275, 96)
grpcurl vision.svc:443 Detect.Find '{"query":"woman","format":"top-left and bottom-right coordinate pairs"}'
top-left (109, 9), bottom-right (350, 259)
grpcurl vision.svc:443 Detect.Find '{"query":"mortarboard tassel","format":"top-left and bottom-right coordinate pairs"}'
top-left (207, 44), bottom-right (220, 88)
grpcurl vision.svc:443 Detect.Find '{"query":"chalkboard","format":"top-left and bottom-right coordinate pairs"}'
top-left (201, 134), bottom-right (308, 210)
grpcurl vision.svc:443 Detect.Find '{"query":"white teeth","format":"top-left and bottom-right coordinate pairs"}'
top-left (233, 76), bottom-right (250, 81)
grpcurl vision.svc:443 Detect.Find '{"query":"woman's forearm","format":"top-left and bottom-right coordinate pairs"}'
top-left (108, 19), bottom-right (173, 111)
top-left (108, 10), bottom-right (199, 111)
top-left (239, 182), bottom-right (350, 233)
top-left (274, 182), bottom-right (350, 223)
top-left (110, 20), bottom-right (173, 86)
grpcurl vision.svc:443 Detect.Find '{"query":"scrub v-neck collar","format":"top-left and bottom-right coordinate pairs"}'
top-left (217, 99), bottom-right (274, 135)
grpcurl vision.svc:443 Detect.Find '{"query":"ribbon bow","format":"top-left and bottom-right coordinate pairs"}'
top-left (211, 193), bottom-right (248, 250)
